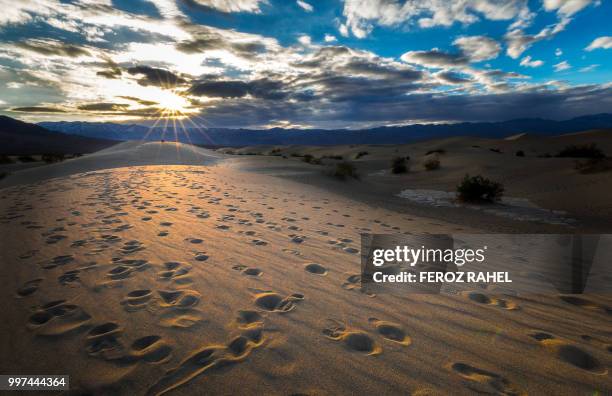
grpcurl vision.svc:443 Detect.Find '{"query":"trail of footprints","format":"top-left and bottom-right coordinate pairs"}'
top-left (4, 167), bottom-right (610, 395)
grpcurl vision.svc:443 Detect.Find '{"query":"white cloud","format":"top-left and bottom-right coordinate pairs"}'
top-left (586, 36), bottom-right (612, 51)
top-left (554, 61), bottom-right (571, 71)
top-left (296, 0), bottom-right (313, 12)
top-left (555, 48), bottom-right (562, 56)
top-left (579, 64), bottom-right (599, 72)
top-left (453, 35), bottom-right (501, 62)
top-left (298, 35), bottom-right (312, 46)
top-left (341, 0), bottom-right (529, 38)
top-left (338, 23), bottom-right (349, 37)
top-left (324, 34), bottom-right (337, 43)
top-left (505, 17), bottom-right (570, 58)
top-left (191, 0), bottom-right (268, 13)
top-left (543, 0), bottom-right (597, 16)
top-left (520, 56), bottom-right (543, 67)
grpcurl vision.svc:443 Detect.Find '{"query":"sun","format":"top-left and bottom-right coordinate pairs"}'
top-left (156, 92), bottom-right (191, 114)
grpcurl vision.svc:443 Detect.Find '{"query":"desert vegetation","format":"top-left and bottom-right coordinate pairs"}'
top-left (391, 157), bottom-right (409, 174)
top-left (556, 143), bottom-right (605, 159)
top-left (423, 157), bottom-right (440, 171)
top-left (333, 161), bottom-right (359, 180)
top-left (456, 174), bottom-right (504, 203)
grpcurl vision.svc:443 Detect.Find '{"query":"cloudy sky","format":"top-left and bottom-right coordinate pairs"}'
top-left (0, 0), bottom-right (610, 129)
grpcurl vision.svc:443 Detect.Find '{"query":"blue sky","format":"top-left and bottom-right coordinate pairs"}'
top-left (0, 0), bottom-right (610, 128)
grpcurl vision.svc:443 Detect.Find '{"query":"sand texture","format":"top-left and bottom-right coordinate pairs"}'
top-left (0, 142), bottom-right (610, 395)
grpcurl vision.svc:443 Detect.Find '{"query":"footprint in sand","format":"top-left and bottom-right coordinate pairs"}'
top-left (130, 335), bottom-right (173, 363)
top-left (16, 278), bottom-right (42, 297)
top-left (450, 362), bottom-right (523, 395)
top-left (242, 268), bottom-right (263, 277)
top-left (121, 289), bottom-right (153, 311)
top-left (86, 322), bottom-right (125, 361)
top-left (236, 310), bottom-right (264, 328)
top-left (368, 318), bottom-right (411, 346)
top-left (194, 252), bottom-right (209, 262)
top-left (58, 269), bottom-right (80, 286)
top-left (463, 292), bottom-right (519, 310)
top-left (185, 238), bottom-right (203, 244)
top-left (253, 292), bottom-right (304, 312)
top-left (528, 331), bottom-right (606, 374)
top-left (304, 263), bottom-right (327, 275)
top-left (158, 231), bottom-right (169, 237)
top-left (158, 289), bottom-right (201, 309)
top-left (28, 300), bottom-right (92, 336)
top-left (146, 324), bottom-right (264, 396)
top-left (42, 255), bottom-right (74, 269)
top-left (158, 262), bottom-right (192, 284)
top-left (251, 239), bottom-right (267, 246)
top-left (323, 320), bottom-right (381, 355)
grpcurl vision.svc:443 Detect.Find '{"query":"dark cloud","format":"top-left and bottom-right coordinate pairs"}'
top-left (188, 78), bottom-right (288, 100)
top-left (190, 84), bottom-right (612, 128)
top-left (175, 24), bottom-right (268, 59)
top-left (96, 57), bottom-right (122, 79)
top-left (77, 103), bottom-right (130, 111)
top-left (437, 71), bottom-right (472, 84)
top-left (127, 66), bottom-right (188, 87)
top-left (15, 40), bottom-right (90, 58)
top-left (11, 106), bottom-right (66, 113)
top-left (117, 96), bottom-right (158, 106)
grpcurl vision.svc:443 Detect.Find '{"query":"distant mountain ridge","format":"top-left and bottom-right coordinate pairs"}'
top-left (0, 116), bottom-right (118, 155)
top-left (39, 113), bottom-right (612, 147)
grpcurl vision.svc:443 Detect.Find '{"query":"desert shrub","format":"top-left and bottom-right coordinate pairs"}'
top-left (574, 158), bottom-right (612, 174)
top-left (322, 154), bottom-right (343, 160)
top-left (355, 151), bottom-right (369, 159)
top-left (426, 149), bottom-right (446, 155)
top-left (0, 171), bottom-right (8, 180)
top-left (290, 153), bottom-right (302, 157)
top-left (269, 148), bottom-right (281, 156)
top-left (41, 153), bottom-right (65, 163)
top-left (456, 174), bottom-right (504, 203)
top-left (391, 157), bottom-right (408, 174)
top-left (333, 161), bottom-right (359, 180)
top-left (516, 150), bottom-right (525, 157)
top-left (538, 153), bottom-right (552, 158)
top-left (0, 155), bottom-right (14, 164)
top-left (302, 154), bottom-right (322, 165)
top-left (472, 145), bottom-right (481, 148)
top-left (423, 157), bottom-right (440, 171)
top-left (17, 155), bottom-right (36, 163)
top-left (489, 148), bottom-right (502, 153)
top-left (556, 143), bottom-right (605, 159)
top-left (225, 149), bottom-right (235, 155)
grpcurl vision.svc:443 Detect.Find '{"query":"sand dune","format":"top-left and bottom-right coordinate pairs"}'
top-left (0, 141), bottom-right (610, 395)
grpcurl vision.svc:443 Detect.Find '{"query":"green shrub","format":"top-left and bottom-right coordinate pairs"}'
top-left (333, 161), bottom-right (359, 180)
top-left (423, 157), bottom-right (440, 171)
top-left (322, 154), bottom-right (343, 160)
top-left (391, 157), bottom-right (408, 174)
top-left (456, 174), bottom-right (504, 203)
top-left (557, 144), bottom-right (605, 159)
top-left (302, 154), bottom-right (322, 165)
top-left (17, 155), bottom-right (36, 163)
top-left (41, 153), bottom-right (65, 163)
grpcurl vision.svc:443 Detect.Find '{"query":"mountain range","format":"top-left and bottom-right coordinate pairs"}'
top-left (0, 116), bottom-right (117, 155)
top-left (39, 114), bottom-right (612, 146)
